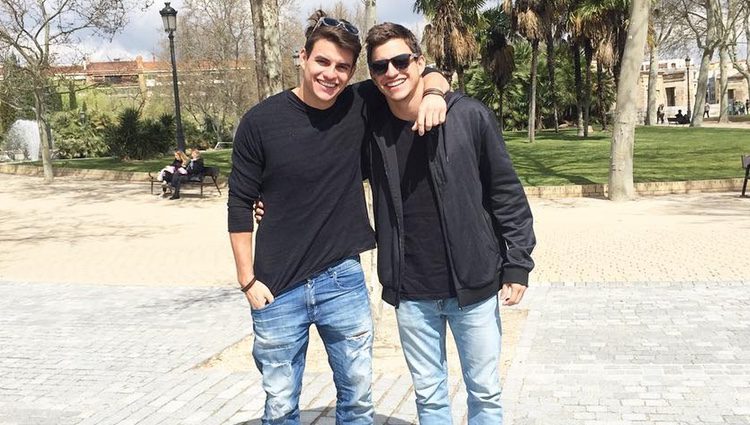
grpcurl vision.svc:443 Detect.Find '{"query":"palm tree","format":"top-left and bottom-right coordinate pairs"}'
top-left (505, 0), bottom-right (545, 142)
top-left (571, 0), bottom-right (628, 135)
top-left (479, 7), bottom-right (515, 132)
top-left (415, 0), bottom-right (484, 91)
top-left (542, 0), bottom-right (567, 132)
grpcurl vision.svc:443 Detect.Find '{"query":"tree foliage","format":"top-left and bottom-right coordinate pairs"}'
top-left (104, 108), bottom-right (174, 160)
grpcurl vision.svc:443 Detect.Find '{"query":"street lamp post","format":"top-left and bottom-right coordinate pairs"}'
top-left (160, 2), bottom-right (186, 152)
top-left (685, 57), bottom-right (692, 119)
top-left (293, 50), bottom-right (302, 87)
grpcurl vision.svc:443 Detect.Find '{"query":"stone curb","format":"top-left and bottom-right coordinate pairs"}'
top-left (524, 178), bottom-right (746, 198)
top-left (0, 163), bottom-right (228, 187)
top-left (0, 163), bottom-right (743, 197)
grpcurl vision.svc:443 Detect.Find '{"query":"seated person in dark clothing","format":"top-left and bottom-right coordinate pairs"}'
top-left (170, 148), bottom-right (205, 199)
top-left (675, 109), bottom-right (689, 124)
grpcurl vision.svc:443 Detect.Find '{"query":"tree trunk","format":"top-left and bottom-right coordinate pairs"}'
top-left (546, 29), bottom-right (559, 132)
top-left (497, 85), bottom-right (505, 133)
top-left (571, 41), bottom-right (584, 137)
top-left (583, 40), bottom-right (593, 137)
top-left (33, 87), bottom-right (53, 183)
top-left (690, 47), bottom-right (713, 127)
top-left (363, 0), bottom-right (377, 34)
top-left (457, 67), bottom-right (466, 92)
top-left (609, 0), bottom-right (650, 202)
top-left (597, 62), bottom-right (608, 130)
top-left (250, 0), bottom-right (267, 98)
top-left (528, 40), bottom-right (539, 143)
top-left (646, 45), bottom-right (659, 125)
top-left (719, 45), bottom-right (729, 123)
top-left (249, 0), bottom-right (283, 101)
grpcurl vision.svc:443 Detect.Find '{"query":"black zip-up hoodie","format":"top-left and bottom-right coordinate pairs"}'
top-left (364, 92), bottom-right (536, 308)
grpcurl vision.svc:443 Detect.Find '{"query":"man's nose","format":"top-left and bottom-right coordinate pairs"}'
top-left (385, 62), bottom-right (399, 77)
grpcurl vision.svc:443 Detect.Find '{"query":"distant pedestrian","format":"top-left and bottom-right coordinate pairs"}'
top-left (745, 99), bottom-right (749, 115)
top-left (657, 104), bottom-right (665, 124)
top-left (704, 103), bottom-right (710, 118)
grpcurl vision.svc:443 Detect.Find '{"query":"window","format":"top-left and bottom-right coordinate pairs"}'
top-left (666, 87), bottom-right (676, 107)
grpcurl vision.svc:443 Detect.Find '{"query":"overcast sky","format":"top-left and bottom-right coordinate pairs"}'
top-left (78, 0), bottom-right (425, 62)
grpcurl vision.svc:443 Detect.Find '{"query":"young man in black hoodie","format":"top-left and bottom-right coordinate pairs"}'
top-left (363, 23), bottom-right (536, 424)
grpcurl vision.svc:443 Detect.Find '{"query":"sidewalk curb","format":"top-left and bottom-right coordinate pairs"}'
top-left (524, 178), bottom-right (745, 198)
top-left (0, 163), bottom-right (228, 187)
top-left (0, 164), bottom-right (743, 198)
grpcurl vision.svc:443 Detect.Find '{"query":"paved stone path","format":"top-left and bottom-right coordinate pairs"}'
top-left (505, 282), bottom-right (750, 425)
top-left (2, 175), bottom-right (750, 424)
top-left (2, 280), bottom-right (749, 424)
top-left (0, 281), bottom-right (469, 425)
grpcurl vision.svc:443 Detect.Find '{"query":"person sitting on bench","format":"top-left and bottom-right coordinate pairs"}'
top-left (170, 148), bottom-right (205, 200)
top-left (675, 109), bottom-right (690, 124)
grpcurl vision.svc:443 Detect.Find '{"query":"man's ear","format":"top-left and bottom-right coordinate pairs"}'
top-left (299, 48), bottom-right (308, 69)
top-left (417, 55), bottom-right (426, 75)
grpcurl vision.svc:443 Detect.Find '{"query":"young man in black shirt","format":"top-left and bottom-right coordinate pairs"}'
top-left (363, 23), bottom-right (536, 424)
top-left (227, 12), bottom-right (448, 425)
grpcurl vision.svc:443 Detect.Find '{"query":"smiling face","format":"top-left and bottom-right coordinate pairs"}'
top-left (369, 38), bottom-right (425, 104)
top-left (299, 38), bottom-right (356, 110)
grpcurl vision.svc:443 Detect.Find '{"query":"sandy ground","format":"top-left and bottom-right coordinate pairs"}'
top-left (2, 174), bottom-right (749, 375)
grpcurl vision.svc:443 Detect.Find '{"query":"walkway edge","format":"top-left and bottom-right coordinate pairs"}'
top-left (0, 163), bottom-right (228, 187)
top-left (1, 164), bottom-right (742, 198)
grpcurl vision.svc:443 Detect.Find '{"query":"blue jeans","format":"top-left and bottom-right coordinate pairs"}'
top-left (396, 296), bottom-right (503, 425)
top-left (250, 256), bottom-right (374, 424)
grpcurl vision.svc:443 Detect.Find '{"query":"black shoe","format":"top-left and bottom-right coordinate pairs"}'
top-left (169, 193), bottom-right (180, 200)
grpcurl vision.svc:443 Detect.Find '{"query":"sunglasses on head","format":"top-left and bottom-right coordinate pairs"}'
top-left (313, 17), bottom-right (359, 36)
top-left (368, 53), bottom-right (420, 76)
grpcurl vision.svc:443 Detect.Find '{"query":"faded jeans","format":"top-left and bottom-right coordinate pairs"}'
top-left (251, 256), bottom-right (374, 424)
top-left (396, 295), bottom-right (503, 425)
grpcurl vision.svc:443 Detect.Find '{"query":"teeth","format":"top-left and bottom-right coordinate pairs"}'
top-left (318, 80), bottom-right (336, 88)
top-left (386, 79), bottom-right (405, 88)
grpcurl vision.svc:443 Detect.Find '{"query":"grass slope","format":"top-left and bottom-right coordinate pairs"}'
top-left (45, 126), bottom-right (750, 187)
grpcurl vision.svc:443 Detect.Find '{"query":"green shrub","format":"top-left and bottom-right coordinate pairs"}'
top-left (103, 108), bottom-right (174, 160)
top-left (50, 111), bottom-right (108, 159)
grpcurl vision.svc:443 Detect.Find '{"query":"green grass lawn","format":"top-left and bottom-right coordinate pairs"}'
top-left (43, 126), bottom-right (750, 187)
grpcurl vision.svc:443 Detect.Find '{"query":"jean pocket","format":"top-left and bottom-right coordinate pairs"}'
top-left (333, 261), bottom-right (366, 290)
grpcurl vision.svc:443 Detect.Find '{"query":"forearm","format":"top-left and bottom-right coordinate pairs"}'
top-left (423, 71), bottom-right (450, 94)
top-left (229, 232), bottom-right (255, 286)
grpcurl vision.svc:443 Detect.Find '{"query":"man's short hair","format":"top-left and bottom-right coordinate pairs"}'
top-left (365, 22), bottom-right (422, 65)
top-left (304, 10), bottom-right (362, 62)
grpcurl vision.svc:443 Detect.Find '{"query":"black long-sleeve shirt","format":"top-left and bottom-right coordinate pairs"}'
top-left (228, 84), bottom-right (381, 295)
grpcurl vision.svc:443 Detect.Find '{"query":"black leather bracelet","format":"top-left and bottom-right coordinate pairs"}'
top-left (240, 277), bottom-right (257, 293)
top-left (423, 88), bottom-right (445, 98)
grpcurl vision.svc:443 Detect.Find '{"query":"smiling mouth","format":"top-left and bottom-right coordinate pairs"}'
top-left (317, 79), bottom-right (338, 89)
top-left (384, 78), bottom-right (406, 88)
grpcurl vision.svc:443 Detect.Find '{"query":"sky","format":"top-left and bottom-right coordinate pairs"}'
top-left (77, 0), bottom-right (425, 63)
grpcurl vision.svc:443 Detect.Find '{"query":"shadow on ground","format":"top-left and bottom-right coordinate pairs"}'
top-left (652, 192), bottom-right (750, 222)
top-left (235, 413), bottom-right (414, 425)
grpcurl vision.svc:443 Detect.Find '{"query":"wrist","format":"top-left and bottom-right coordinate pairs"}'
top-left (239, 276), bottom-right (257, 293)
top-left (423, 88), bottom-right (445, 98)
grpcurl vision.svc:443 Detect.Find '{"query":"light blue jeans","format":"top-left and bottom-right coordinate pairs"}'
top-left (396, 295), bottom-right (503, 425)
top-left (250, 256), bottom-right (374, 424)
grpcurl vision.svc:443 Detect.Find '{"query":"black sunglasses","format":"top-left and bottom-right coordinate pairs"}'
top-left (313, 17), bottom-right (359, 36)
top-left (368, 53), bottom-right (420, 76)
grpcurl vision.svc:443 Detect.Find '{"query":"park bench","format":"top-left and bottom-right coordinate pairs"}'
top-left (667, 117), bottom-right (689, 125)
top-left (148, 166), bottom-right (222, 197)
top-left (742, 155), bottom-right (750, 197)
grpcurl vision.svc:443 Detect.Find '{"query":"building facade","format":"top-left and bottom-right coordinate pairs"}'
top-left (638, 58), bottom-right (750, 119)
